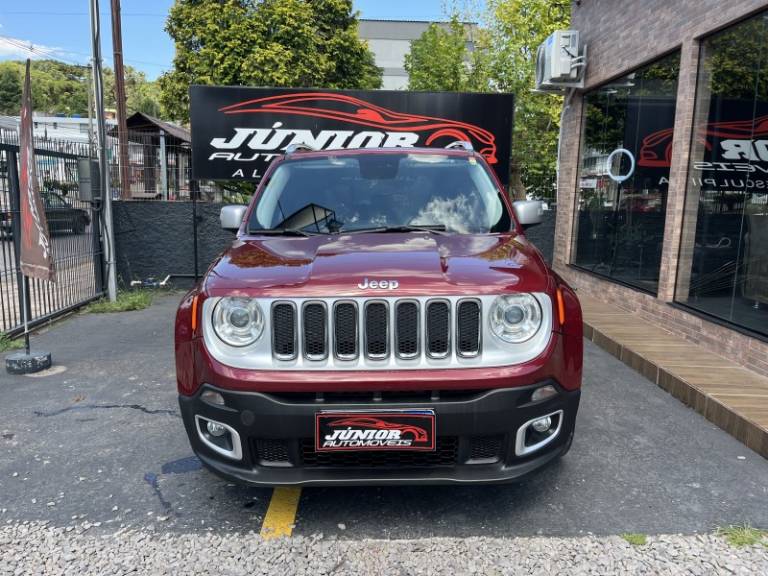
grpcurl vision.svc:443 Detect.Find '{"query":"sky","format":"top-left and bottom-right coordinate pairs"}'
top-left (0, 0), bottom-right (458, 80)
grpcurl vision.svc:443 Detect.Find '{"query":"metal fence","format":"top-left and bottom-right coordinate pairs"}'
top-left (0, 133), bottom-right (104, 335)
top-left (109, 131), bottom-right (225, 203)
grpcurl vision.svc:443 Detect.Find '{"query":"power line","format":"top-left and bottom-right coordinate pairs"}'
top-left (0, 11), bottom-right (167, 17)
top-left (0, 35), bottom-right (81, 65)
top-left (0, 35), bottom-right (171, 71)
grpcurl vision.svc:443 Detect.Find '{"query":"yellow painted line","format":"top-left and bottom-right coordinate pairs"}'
top-left (260, 487), bottom-right (302, 539)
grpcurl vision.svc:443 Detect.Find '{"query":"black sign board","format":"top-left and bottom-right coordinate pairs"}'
top-left (189, 86), bottom-right (514, 184)
top-left (615, 96), bottom-right (768, 193)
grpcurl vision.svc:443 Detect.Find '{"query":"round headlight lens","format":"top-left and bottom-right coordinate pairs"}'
top-left (489, 294), bottom-right (542, 343)
top-left (212, 297), bottom-right (264, 347)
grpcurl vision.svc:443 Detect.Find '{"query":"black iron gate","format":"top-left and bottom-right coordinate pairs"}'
top-left (0, 136), bottom-right (105, 335)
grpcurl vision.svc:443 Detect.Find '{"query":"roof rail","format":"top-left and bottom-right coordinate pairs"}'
top-left (445, 140), bottom-right (474, 152)
top-left (285, 143), bottom-right (316, 155)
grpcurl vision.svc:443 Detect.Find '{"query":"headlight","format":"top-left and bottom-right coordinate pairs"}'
top-left (212, 297), bottom-right (264, 347)
top-left (489, 294), bottom-right (542, 343)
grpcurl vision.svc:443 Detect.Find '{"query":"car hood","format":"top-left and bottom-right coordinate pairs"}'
top-left (203, 232), bottom-right (551, 297)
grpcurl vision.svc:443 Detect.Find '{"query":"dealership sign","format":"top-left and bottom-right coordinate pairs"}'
top-left (189, 86), bottom-right (514, 184)
top-left (633, 98), bottom-right (768, 191)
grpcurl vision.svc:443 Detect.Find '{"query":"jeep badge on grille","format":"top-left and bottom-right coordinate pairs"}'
top-left (357, 278), bottom-right (399, 290)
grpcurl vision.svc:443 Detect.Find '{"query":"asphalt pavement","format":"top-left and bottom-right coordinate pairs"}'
top-left (1, 294), bottom-right (767, 539)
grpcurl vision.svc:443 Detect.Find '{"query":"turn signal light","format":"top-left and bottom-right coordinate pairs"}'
top-left (531, 384), bottom-right (557, 402)
top-left (191, 295), bottom-right (199, 333)
top-left (201, 390), bottom-right (225, 406)
top-left (556, 288), bottom-right (566, 326)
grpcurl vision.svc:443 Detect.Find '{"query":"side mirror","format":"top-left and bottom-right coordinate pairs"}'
top-left (220, 205), bottom-right (247, 232)
top-left (512, 200), bottom-right (544, 229)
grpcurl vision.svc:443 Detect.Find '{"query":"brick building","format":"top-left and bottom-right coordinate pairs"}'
top-left (555, 1), bottom-right (768, 375)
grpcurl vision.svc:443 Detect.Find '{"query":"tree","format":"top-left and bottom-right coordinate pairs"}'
top-left (159, 0), bottom-right (382, 122)
top-left (401, 1), bottom-right (569, 199)
top-left (487, 0), bottom-right (570, 199)
top-left (0, 66), bottom-right (22, 115)
top-left (405, 16), bottom-right (490, 92)
top-left (0, 60), bottom-right (89, 115)
top-left (0, 60), bottom-right (163, 118)
top-left (104, 66), bottom-right (164, 117)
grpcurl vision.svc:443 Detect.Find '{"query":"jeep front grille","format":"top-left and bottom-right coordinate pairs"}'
top-left (270, 297), bottom-right (483, 362)
top-left (202, 293), bottom-right (553, 371)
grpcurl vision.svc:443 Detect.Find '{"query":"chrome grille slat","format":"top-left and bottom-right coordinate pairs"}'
top-left (395, 300), bottom-right (420, 359)
top-left (365, 301), bottom-right (390, 359)
top-left (426, 300), bottom-right (451, 358)
top-left (333, 301), bottom-right (358, 360)
top-left (302, 302), bottom-right (328, 360)
top-left (271, 302), bottom-right (297, 360)
top-left (456, 299), bottom-right (481, 357)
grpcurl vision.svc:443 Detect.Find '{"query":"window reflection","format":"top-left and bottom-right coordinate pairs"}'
top-left (572, 53), bottom-right (680, 293)
top-left (675, 12), bottom-right (768, 337)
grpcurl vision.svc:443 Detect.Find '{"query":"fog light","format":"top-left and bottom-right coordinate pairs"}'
top-left (531, 384), bottom-right (557, 402)
top-left (531, 416), bottom-right (552, 433)
top-left (201, 390), bottom-right (225, 406)
top-left (206, 421), bottom-right (227, 437)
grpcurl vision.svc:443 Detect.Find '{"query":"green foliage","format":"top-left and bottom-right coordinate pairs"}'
top-left (487, 0), bottom-right (569, 199)
top-left (0, 334), bottom-right (24, 353)
top-left (160, 0), bottom-right (382, 122)
top-left (716, 525), bottom-right (768, 548)
top-left (620, 533), bottom-right (647, 546)
top-left (104, 66), bottom-right (165, 117)
top-left (583, 51), bottom-right (680, 160)
top-left (401, 1), bottom-right (568, 199)
top-left (405, 16), bottom-right (490, 92)
top-left (706, 17), bottom-right (768, 100)
top-left (0, 66), bottom-right (22, 115)
top-left (0, 60), bottom-right (163, 118)
top-left (86, 290), bottom-right (153, 313)
top-left (0, 60), bottom-right (88, 116)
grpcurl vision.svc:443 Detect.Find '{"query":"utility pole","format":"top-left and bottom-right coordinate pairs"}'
top-left (110, 0), bottom-right (130, 200)
top-left (90, 0), bottom-right (118, 302)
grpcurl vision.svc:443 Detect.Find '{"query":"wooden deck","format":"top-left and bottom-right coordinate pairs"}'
top-left (580, 295), bottom-right (768, 459)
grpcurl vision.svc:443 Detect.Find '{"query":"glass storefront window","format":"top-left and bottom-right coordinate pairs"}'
top-left (572, 53), bottom-right (680, 293)
top-left (675, 12), bottom-right (768, 338)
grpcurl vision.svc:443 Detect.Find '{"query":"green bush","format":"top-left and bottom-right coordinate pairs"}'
top-left (86, 291), bottom-right (153, 313)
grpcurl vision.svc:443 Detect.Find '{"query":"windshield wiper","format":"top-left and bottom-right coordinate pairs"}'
top-left (249, 228), bottom-right (322, 237)
top-left (341, 224), bottom-right (448, 236)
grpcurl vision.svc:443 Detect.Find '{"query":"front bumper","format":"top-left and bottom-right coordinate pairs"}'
top-left (179, 381), bottom-right (580, 486)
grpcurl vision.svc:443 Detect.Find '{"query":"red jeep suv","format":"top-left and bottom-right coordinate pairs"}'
top-left (175, 144), bottom-right (582, 485)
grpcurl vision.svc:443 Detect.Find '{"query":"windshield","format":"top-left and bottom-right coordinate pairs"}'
top-left (248, 153), bottom-right (512, 235)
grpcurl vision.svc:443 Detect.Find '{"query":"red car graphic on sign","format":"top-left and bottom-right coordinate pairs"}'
top-left (638, 114), bottom-right (768, 167)
top-left (218, 92), bottom-right (499, 164)
top-left (327, 416), bottom-right (429, 442)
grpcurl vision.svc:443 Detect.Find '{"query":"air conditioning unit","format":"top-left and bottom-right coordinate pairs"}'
top-left (535, 30), bottom-right (586, 92)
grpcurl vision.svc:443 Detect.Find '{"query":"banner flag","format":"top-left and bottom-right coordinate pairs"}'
top-left (19, 59), bottom-right (55, 282)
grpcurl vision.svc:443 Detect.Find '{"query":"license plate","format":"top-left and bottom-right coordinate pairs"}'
top-left (315, 409), bottom-right (436, 452)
